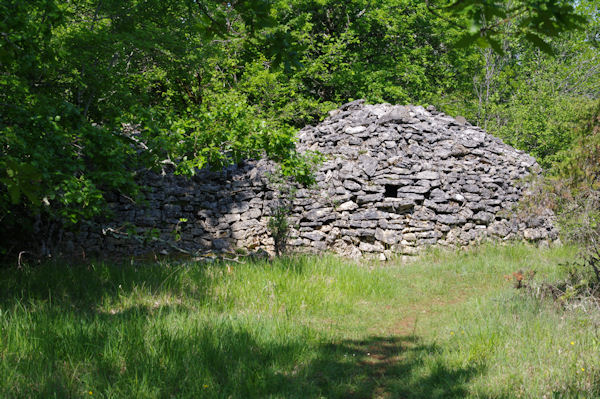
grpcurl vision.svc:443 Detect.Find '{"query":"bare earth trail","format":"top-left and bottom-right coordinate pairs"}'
top-left (355, 292), bottom-right (477, 399)
top-left (302, 263), bottom-right (505, 399)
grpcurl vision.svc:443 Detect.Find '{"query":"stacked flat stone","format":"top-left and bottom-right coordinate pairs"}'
top-left (66, 100), bottom-right (558, 258)
top-left (69, 160), bottom-right (276, 256)
top-left (287, 100), bottom-right (557, 258)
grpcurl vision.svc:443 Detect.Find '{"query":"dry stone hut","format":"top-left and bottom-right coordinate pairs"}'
top-left (68, 100), bottom-right (557, 259)
top-left (288, 99), bottom-right (557, 259)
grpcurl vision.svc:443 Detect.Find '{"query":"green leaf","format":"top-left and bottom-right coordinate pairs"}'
top-left (524, 32), bottom-right (554, 55)
top-left (487, 37), bottom-right (504, 56)
top-left (455, 33), bottom-right (479, 48)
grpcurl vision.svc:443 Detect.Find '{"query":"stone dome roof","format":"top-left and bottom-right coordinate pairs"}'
top-left (287, 99), bottom-right (556, 258)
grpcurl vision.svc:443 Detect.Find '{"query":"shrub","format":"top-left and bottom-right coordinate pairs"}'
top-left (265, 170), bottom-right (297, 258)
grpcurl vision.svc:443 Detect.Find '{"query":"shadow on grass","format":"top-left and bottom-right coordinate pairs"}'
top-left (0, 260), bottom-right (227, 314)
top-left (0, 261), bottom-right (497, 398)
top-left (2, 310), bottom-right (488, 399)
top-left (290, 335), bottom-right (486, 399)
top-left (0, 255), bottom-right (315, 313)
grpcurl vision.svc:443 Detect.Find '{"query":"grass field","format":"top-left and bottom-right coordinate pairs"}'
top-left (1, 244), bottom-right (599, 398)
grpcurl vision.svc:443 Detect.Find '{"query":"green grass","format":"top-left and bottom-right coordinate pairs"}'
top-left (1, 244), bottom-right (599, 398)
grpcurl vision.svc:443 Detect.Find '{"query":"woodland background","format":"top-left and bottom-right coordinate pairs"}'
top-left (1, 0), bottom-right (599, 257)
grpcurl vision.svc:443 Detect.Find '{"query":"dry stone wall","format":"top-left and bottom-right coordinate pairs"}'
top-left (68, 100), bottom-right (558, 259)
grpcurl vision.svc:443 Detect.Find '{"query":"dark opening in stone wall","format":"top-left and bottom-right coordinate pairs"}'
top-left (384, 184), bottom-right (399, 198)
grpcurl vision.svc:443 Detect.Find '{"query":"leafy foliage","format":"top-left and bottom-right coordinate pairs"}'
top-left (428, 0), bottom-right (587, 54)
top-left (0, 0), bottom-right (311, 255)
top-left (555, 102), bottom-right (600, 188)
top-left (445, 1), bottom-right (600, 168)
top-left (0, 0), bottom-right (595, 257)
